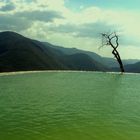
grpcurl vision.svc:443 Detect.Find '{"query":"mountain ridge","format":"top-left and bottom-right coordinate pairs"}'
top-left (0, 31), bottom-right (108, 72)
top-left (0, 31), bottom-right (139, 73)
top-left (43, 42), bottom-right (139, 68)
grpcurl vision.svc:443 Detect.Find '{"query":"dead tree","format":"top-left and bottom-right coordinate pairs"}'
top-left (101, 32), bottom-right (124, 72)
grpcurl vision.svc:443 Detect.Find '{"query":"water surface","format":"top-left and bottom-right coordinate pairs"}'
top-left (0, 71), bottom-right (140, 140)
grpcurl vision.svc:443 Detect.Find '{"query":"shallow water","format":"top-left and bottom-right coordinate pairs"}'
top-left (0, 71), bottom-right (140, 140)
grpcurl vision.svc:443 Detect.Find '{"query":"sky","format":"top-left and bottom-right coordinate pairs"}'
top-left (0, 0), bottom-right (140, 59)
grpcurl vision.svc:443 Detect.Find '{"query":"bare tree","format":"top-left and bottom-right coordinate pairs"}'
top-left (100, 32), bottom-right (124, 72)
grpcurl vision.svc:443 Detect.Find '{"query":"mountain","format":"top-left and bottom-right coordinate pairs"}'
top-left (0, 31), bottom-right (108, 72)
top-left (43, 42), bottom-right (104, 63)
top-left (37, 42), bottom-right (109, 71)
top-left (0, 31), bottom-right (139, 73)
top-left (112, 61), bottom-right (140, 73)
top-left (123, 59), bottom-right (140, 65)
top-left (59, 53), bottom-right (107, 71)
top-left (43, 43), bottom-right (112, 67)
top-left (124, 62), bottom-right (140, 73)
top-left (0, 31), bottom-right (67, 72)
top-left (43, 42), bottom-right (139, 68)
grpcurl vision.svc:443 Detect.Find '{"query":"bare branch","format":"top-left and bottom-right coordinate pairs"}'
top-left (100, 32), bottom-right (124, 72)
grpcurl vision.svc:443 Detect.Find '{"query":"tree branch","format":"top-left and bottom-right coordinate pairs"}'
top-left (100, 32), bottom-right (124, 72)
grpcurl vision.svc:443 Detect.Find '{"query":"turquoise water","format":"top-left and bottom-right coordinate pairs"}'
top-left (0, 71), bottom-right (140, 140)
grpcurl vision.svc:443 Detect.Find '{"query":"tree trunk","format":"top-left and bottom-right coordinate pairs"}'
top-left (112, 49), bottom-right (124, 72)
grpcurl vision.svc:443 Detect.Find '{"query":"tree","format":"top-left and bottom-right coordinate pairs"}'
top-left (101, 32), bottom-right (124, 72)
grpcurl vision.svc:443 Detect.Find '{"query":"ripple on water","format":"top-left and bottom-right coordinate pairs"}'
top-left (0, 72), bottom-right (140, 140)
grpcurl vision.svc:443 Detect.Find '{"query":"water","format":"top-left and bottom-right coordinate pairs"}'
top-left (0, 71), bottom-right (140, 140)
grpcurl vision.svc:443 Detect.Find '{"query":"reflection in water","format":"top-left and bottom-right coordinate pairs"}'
top-left (0, 72), bottom-right (140, 140)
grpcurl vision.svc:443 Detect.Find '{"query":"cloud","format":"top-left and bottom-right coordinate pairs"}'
top-left (0, 0), bottom-right (64, 36)
top-left (0, 14), bottom-right (31, 31)
top-left (15, 10), bottom-right (64, 22)
top-left (0, 3), bottom-right (15, 11)
top-left (48, 22), bottom-right (117, 38)
top-left (0, 0), bottom-right (140, 59)
top-left (120, 35), bottom-right (140, 47)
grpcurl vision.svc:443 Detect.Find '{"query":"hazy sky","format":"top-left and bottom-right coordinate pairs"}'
top-left (0, 0), bottom-right (140, 59)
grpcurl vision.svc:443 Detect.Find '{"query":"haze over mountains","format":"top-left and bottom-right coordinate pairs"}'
top-left (0, 31), bottom-right (139, 73)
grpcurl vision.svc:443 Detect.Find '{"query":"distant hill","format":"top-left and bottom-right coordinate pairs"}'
top-left (112, 61), bottom-right (140, 73)
top-left (59, 53), bottom-right (107, 71)
top-left (0, 31), bottom-right (68, 72)
top-left (39, 41), bottom-right (108, 71)
top-left (43, 42), bottom-right (139, 69)
top-left (124, 62), bottom-right (140, 73)
top-left (0, 31), bottom-right (108, 72)
top-left (43, 42), bottom-right (113, 67)
top-left (0, 31), bottom-right (139, 73)
top-left (43, 42), bottom-right (104, 63)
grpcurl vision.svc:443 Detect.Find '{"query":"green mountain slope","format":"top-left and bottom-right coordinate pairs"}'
top-left (0, 31), bottom-right (66, 72)
top-left (0, 31), bottom-right (108, 72)
top-left (43, 42), bottom-right (139, 68)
